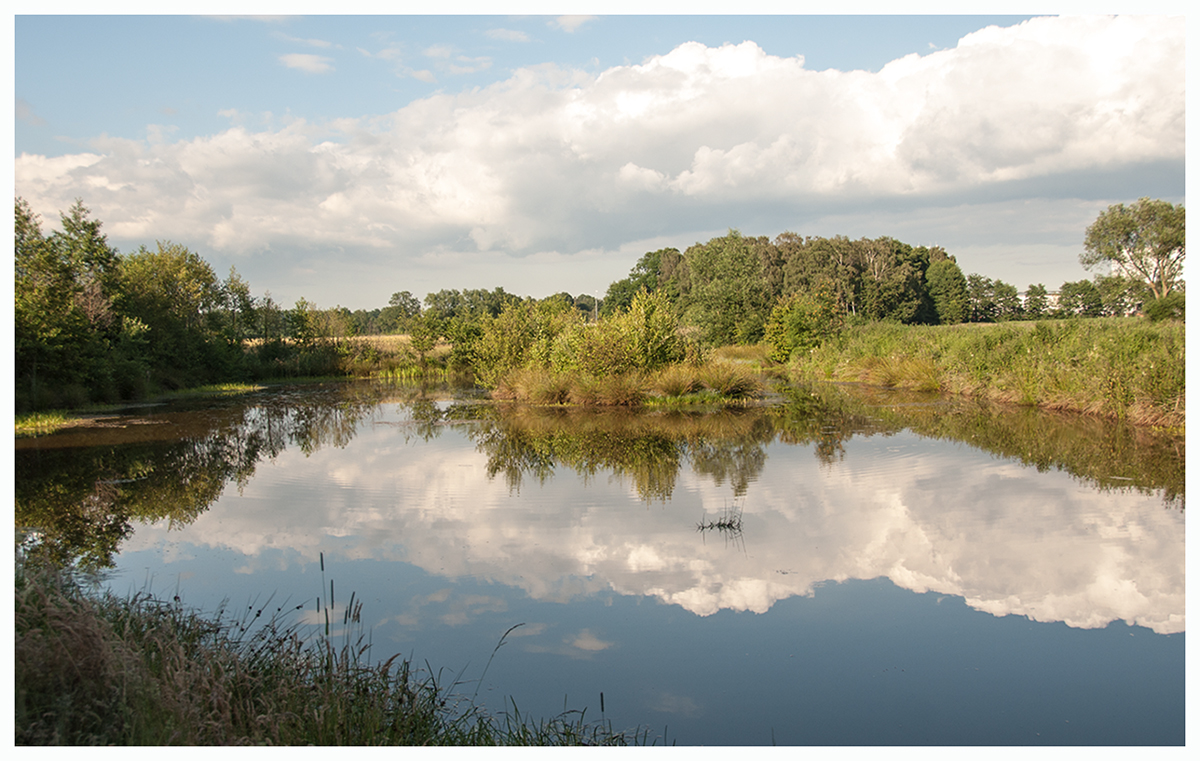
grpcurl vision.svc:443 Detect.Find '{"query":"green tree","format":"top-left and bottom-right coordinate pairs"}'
top-left (966, 274), bottom-right (997, 322)
top-left (1023, 284), bottom-right (1049, 319)
top-left (116, 242), bottom-right (235, 387)
top-left (763, 285), bottom-right (845, 363)
top-left (220, 266), bottom-right (256, 343)
top-left (1094, 274), bottom-right (1146, 317)
top-left (854, 237), bottom-right (927, 323)
top-left (925, 259), bottom-right (969, 324)
top-left (602, 248), bottom-right (676, 316)
top-left (677, 231), bottom-right (773, 345)
top-left (1082, 198), bottom-right (1185, 299)
top-left (408, 312), bottom-right (442, 370)
top-left (14, 198), bottom-right (122, 408)
top-left (992, 280), bottom-right (1022, 321)
top-left (1057, 279), bottom-right (1103, 317)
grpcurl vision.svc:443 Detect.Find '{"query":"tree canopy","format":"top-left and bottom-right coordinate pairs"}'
top-left (1082, 198), bottom-right (1185, 300)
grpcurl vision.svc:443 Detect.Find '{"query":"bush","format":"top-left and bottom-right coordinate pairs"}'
top-left (763, 286), bottom-right (845, 363)
top-left (550, 290), bottom-right (685, 378)
top-left (1144, 291), bottom-right (1185, 322)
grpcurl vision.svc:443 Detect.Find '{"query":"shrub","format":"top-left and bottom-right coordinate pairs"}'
top-left (473, 300), bottom-right (581, 388)
top-left (763, 285), bottom-right (845, 363)
top-left (1144, 291), bottom-right (1185, 322)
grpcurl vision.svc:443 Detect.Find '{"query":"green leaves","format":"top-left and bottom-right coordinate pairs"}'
top-left (763, 285), bottom-right (845, 363)
top-left (1082, 198), bottom-right (1185, 299)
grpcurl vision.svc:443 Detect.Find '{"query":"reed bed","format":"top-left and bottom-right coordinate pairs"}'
top-left (789, 318), bottom-right (1185, 428)
top-left (491, 361), bottom-right (765, 407)
top-left (14, 555), bottom-right (650, 746)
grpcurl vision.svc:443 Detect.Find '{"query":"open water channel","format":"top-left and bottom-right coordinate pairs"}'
top-left (15, 380), bottom-right (1185, 745)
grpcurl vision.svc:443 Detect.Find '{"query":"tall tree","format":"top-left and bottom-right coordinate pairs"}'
top-left (965, 274), bottom-right (997, 322)
top-left (925, 258), bottom-right (969, 324)
top-left (1081, 198), bottom-right (1185, 299)
top-left (117, 241), bottom-right (233, 385)
top-left (1023, 284), bottom-right (1049, 319)
top-left (14, 198), bottom-right (121, 406)
top-left (1057, 279), bottom-right (1103, 317)
top-left (991, 280), bottom-right (1022, 321)
top-left (678, 231), bottom-right (773, 345)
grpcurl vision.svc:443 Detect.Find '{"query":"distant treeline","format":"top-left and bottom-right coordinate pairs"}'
top-left (12, 197), bottom-right (1178, 413)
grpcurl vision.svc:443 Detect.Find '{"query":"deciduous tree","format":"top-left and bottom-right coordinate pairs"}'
top-left (1082, 198), bottom-right (1185, 299)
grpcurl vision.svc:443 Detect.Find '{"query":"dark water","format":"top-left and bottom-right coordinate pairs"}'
top-left (15, 381), bottom-right (1185, 745)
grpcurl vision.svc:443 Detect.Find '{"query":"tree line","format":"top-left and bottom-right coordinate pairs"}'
top-left (13, 196), bottom-right (1184, 412)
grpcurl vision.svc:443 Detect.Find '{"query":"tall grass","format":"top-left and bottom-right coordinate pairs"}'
top-left (492, 360), bottom-right (765, 407)
top-left (788, 318), bottom-right (1185, 428)
top-left (15, 554), bottom-right (651, 746)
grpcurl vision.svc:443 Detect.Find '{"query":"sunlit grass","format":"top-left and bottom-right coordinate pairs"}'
top-left (159, 383), bottom-right (265, 398)
top-left (14, 411), bottom-right (74, 438)
top-left (491, 360), bottom-right (767, 407)
top-left (789, 318), bottom-right (1185, 427)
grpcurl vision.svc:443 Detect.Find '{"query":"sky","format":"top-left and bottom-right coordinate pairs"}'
top-left (11, 4), bottom-right (1188, 311)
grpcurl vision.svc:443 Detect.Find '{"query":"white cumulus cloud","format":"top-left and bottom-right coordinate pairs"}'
top-left (14, 16), bottom-right (1183, 305)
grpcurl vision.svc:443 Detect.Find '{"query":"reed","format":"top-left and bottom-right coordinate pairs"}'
top-left (14, 554), bottom-right (650, 746)
top-left (650, 365), bottom-right (705, 397)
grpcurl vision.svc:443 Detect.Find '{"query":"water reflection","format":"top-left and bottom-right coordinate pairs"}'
top-left (15, 381), bottom-right (1184, 638)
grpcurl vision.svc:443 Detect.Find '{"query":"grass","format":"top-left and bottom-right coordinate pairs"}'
top-left (788, 318), bottom-right (1185, 428)
top-left (14, 553), bottom-right (654, 746)
top-left (14, 384), bottom-right (266, 438)
top-left (491, 360), bottom-right (766, 408)
top-left (14, 411), bottom-right (74, 438)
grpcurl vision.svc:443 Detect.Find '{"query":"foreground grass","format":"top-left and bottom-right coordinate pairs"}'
top-left (789, 318), bottom-right (1185, 428)
top-left (15, 556), bottom-right (648, 746)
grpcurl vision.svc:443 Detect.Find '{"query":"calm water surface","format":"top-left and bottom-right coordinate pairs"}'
top-left (15, 381), bottom-right (1185, 745)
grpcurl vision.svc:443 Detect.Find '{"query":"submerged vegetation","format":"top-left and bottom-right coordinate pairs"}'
top-left (14, 552), bottom-right (651, 746)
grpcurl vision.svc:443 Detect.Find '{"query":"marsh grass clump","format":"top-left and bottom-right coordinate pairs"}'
top-left (567, 372), bottom-right (648, 407)
top-left (697, 361), bottom-right (765, 399)
top-left (651, 365), bottom-right (705, 397)
top-left (15, 555), bottom-right (649, 746)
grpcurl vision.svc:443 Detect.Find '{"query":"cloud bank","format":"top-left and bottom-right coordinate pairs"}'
top-left (15, 16), bottom-right (1183, 305)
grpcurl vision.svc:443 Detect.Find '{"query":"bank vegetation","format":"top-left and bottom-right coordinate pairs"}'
top-left (15, 553), bottom-right (648, 746)
top-left (14, 197), bottom-right (1184, 427)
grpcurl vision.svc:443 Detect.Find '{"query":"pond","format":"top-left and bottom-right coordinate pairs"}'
top-left (14, 380), bottom-right (1185, 745)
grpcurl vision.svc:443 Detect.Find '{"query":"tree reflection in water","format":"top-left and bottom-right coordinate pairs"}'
top-left (15, 379), bottom-right (1184, 570)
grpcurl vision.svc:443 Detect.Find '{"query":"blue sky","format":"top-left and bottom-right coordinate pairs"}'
top-left (12, 6), bottom-right (1187, 310)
